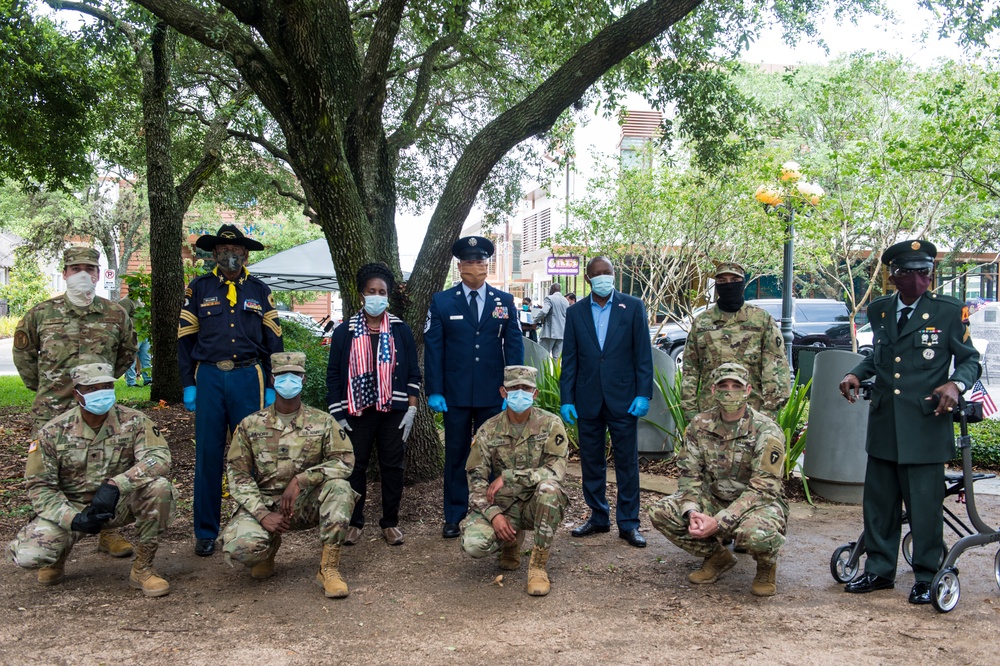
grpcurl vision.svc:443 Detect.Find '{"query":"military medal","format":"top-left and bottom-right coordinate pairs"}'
top-left (923, 349), bottom-right (935, 360)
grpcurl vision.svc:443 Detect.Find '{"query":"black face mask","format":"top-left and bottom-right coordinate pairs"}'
top-left (715, 281), bottom-right (745, 313)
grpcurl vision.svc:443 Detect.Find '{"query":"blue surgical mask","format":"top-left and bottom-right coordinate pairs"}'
top-left (589, 274), bottom-right (615, 297)
top-left (273, 374), bottom-right (304, 399)
top-left (364, 295), bottom-right (389, 317)
top-left (80, 389), bottom-right (116, 415)
top-left (506, 389), bottom-right (535, 413)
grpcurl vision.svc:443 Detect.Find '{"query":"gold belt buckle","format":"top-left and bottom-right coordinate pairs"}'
top-left (217, 360), bottom-right (235, 371)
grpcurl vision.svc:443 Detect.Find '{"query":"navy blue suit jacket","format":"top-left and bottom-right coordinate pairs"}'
top-left (560, 290), bottom-right (654, 419)
top-left (424, 282), bottom-right (524, 408)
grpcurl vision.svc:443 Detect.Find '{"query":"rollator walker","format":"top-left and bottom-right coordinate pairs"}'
top-left (829, 384), bottom-right (1000, 612)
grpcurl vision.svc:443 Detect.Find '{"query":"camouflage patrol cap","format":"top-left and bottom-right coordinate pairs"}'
top-left (715, 262), bottom-right (745, 279)
top-left (712, 362), bottom-right (750, 387)
top-left (271, 351), bottom-right (306, 374)
top-left (71, 362), bottom-right (116, 386)
top-left (503, 365), bottom-right (537, 389)
top-left (63, 246), bottom-right (100, 268)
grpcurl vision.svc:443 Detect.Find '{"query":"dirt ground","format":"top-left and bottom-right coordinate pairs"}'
top-left (1, 405), bottom-right (1000, 665)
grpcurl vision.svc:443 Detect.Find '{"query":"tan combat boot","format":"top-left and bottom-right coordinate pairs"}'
top-left (688, 546), bottom-right (737, 585)
top-left (499, 530), bottom-right (525, 571)
top-left (129, 542), bottom-right (171, 598)
top-left (526, 546), bottom-right (551, 596)
top-left (316, 544), bottom-right (349, 598)
top-left (98, 529), bottom-right (134, 558)
top-left (37, 548), bottom-right (71, 586)
top-left (751, 557), bottom-right (777, 597)
top-left (251, 535), bottom-right (281, 580)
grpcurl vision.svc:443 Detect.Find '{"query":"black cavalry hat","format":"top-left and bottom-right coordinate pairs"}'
top-left (195, 224), bottom-right (265, 252)
top-left (881, 239), bottom-right (937, 270)
top-left (451, 235), bottom-right (495, 260)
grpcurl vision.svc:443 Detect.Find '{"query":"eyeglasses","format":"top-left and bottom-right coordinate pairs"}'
top-left (892, 268), bottom-right (932, 276)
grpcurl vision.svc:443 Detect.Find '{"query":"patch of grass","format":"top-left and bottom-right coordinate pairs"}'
top-left (0, 375), bottom-right (153, 410)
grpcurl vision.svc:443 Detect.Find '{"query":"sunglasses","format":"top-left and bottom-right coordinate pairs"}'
top-left (892, 267), bottom-right (932, 276)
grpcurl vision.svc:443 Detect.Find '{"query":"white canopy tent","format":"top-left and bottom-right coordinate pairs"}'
top-left (247, 238), bottom-right (340, 291)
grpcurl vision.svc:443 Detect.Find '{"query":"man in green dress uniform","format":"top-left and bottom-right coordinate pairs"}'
top-left (839, 239), bottom-right (980, 605)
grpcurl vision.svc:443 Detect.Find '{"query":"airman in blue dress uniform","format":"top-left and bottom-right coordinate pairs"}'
top-left (424, 236), bottom-right (524, 538)
top-left (177, 224), bottom-right (284, 556)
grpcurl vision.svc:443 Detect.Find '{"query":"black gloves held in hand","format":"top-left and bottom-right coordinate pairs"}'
top-left (91, 482), bottom-right (120, 514)
top-left (71, 505), bottom-right (114, 534)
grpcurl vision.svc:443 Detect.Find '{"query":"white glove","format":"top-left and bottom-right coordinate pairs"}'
top-left (399, 406), bottom-right (417, 442)
top-left (337, 418), bottom-right (352, 432)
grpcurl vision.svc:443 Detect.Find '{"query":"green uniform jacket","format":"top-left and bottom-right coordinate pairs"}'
top-left (466, 407), bottom-right (568, 522)
top-left (226, 404), bottom-right (355, 522)
top-left (848, 292), bottom-right (980, 464)
top-left (23, 405), bottom-right (171, 531)
top-left (12, 295), bottom-right (137, 427)
top-left (681, 304), bottom-right (790, 422)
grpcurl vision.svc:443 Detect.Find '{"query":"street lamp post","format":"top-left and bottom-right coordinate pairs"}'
top-left (755, 162), bottom-right (824, 368)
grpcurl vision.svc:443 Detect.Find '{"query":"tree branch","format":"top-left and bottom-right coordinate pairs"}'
top-left (388, 32), bottom-right (461, 152)
top-left (225, 129), bottom-right (290, 164)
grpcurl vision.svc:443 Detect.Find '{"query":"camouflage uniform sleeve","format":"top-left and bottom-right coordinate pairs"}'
top-left (466, 433), bottom-right (501, 521)
top-left (675, 422), bottom-right (704, 517)
top-left (113, 306), bottom-right (139, 380)
top-left (715, 422), bottom-right (785, 533)
top-left (680, 317), bottom-right (703, 422)
top-left (501, 419), bottom-right (568, 488)
top-left (11, 310), bottom-right (40, 391)
top-left (295, 417), bottom-right (354, 489)
top-left (110, 418), bottom-right (171, 494)
top-left (24, 429), bottom-right (78, 531)
top-left (226, 423), bottom-right (271, 521)
top-left (759, 313), bottom-right (790, 418)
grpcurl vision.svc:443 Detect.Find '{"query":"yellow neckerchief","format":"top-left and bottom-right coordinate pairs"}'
top-left (213, 266), bottom-right (249, 306)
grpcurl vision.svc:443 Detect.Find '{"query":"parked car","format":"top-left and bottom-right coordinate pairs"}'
top-left (277, 310), bottom-right (333, 345)
top-left (655, 298), bottom-right (857, 371)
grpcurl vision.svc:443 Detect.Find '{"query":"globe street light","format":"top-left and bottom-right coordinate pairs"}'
top-left (755, 161), bottom-right (825, 367)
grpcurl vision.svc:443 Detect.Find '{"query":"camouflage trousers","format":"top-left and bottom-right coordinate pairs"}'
top-left (222, 478), bottom-right (358, 568)
top-left (460, 480), bottom-right (568, 558)
top-left (648, 492), bottom-right (787, 566)
top-left (7, 477), bottom-right (176, 569)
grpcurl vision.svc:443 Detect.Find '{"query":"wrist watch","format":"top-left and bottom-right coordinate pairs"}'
top-left (953, 380), bottom-right (967, 393)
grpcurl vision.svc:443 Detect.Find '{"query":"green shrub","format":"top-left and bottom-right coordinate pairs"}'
top-left (777, 374), bottom-right (812, 503)
top-left (646, 367), bottom-right (686, 453)
top-left (954, 418), bottom-right (1000, 469)
top-left (280, 319), bottom-right (331, 411)
top-left (535, 356), bottom-right (578, 448)
top-left (0, 316), bottom-right (18, 338)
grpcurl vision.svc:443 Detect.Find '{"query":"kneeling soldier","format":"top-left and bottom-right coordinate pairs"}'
top-left (460, 365), bottom-right (569, 596)
top-left (222, 352), bottom-right (358, 598)
top-left (648, 362), bottom-right (787, 596)
top-left (7, 363), bottom-right (175, 597)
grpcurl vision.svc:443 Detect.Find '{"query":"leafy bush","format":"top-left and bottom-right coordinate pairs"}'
top-left (0, 316), bottom-right (18, 338)
top-left (954, 418), bottom-right (1000, 469)
top-left (0, 248), bottom-right (50, 317)
top-left (279, 319), bottom-right (330, 411)
top-left (535, 356), bottom-right (578, 448)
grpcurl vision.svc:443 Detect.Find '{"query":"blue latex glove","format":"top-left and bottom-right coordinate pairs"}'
top-left (265, 388), bottom-right (276, 407)
top-left (183, 386), bottom-right (197, 412)
top-left (560, 404), bottom-right (578, 425)
top-left (628, 396), bottom-right (650, 418)
top-left (427, 394), bottom-right (448, 413)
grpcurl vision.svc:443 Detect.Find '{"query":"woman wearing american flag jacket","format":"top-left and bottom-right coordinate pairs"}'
top-left (326, 263), bottom-right (421, 547)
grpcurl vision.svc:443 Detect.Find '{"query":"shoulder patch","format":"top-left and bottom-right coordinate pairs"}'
top-left (13, 330), bottom-right (29, 350)
top-left (267, 293), bottom-right (275, 308)
top-left (28, 440), bottom-right (39, 453)
top-left (761, 435), bottom-right (784, 476)
top-left (152, 425), bottom-right (161, 438)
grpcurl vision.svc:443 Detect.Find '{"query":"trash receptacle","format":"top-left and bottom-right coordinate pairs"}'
top-left (638, 345), bottom-right (675, 458)
top-left (802, 349), bottom-right (869, 504)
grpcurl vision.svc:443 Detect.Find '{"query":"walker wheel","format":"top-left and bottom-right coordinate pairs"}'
top-left (931, 567), bottom-right (961, 613)
top-left (830, 544), bottom-right (859, 583)
top-left (902, 532), bottom-right (948, 568)
top-left (994, 550), bottom-right (1000, 593)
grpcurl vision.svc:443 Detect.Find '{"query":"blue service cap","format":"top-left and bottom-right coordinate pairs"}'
top-left (451, 236), bottom-right (494, 260)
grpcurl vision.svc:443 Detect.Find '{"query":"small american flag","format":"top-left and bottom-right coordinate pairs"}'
top-left (969, 380), bottom-right (997, 418)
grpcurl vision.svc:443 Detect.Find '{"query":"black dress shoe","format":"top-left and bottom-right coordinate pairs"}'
top-left (195, 538), bottom-right (216, 557)
top-left (619, 528), bottom-right (647, 548)
top-left (442, 523), bottom-right (460, 539)
top-left (844, 571), bottom-right (894, 593)
top-left (571, 520), bottom-right (611, 537)
top-left (908, 581), bottom-right (932, 605)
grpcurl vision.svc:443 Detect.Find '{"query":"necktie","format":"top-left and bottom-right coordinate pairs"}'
top-left (469, 290), bottom-right (479, 321)
top-left (898, 306), bottom-right (913, 329)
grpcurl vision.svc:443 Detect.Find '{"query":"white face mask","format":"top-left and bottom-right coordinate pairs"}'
top-left (65, 270), bottom-right (97, 306)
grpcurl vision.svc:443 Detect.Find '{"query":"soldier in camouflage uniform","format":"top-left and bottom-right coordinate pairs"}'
top-left (649, 362), bottom-right (787, 597)
top-left (681, 262), bottom-right (789, 423)
top-left (460, 365), bottom-right (569, 596)
top-left (7, 363), bottom-right (175, 597)
top-left (222, 352), bottom-right (359, 598)
top-left (12, 246), bottom-right (139, 559)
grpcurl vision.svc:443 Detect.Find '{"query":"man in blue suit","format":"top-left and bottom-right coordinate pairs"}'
top-left (560, 256), bottom-right (653, 547)
top-left (425, 236), bottom-right (524, 538)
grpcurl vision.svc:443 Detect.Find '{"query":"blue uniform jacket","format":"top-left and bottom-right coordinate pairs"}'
top-left (560, 290), bottom-right (654, 419)
top-left (423, 282), bottom-right (524, 408)
top-left (177, 269), bottom-right (284, 387)
top-left (325, 313), bottom-right (423, 421)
